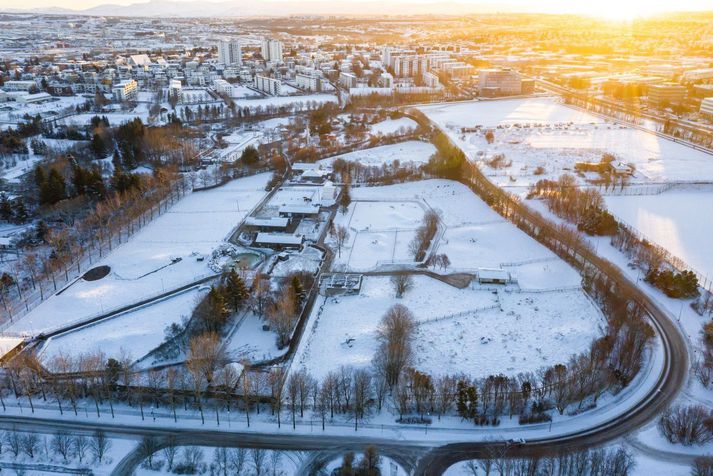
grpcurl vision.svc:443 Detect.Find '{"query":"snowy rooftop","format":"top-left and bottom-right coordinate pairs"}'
top-left (278, 204), bottom-right (320, 215)
top-left (244, 217), bottom-right (289, 228)
top-left (255, 233), bottom-right (304, 245)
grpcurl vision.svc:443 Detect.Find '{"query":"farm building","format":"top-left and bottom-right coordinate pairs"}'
top-left (254, 233), bottom-right (304, 249)
top-left (477, 268), bottom-right (510, 284)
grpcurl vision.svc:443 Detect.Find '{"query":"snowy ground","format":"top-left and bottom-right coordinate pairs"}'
top-left (40, 287), bottom-right (206, 363)
top-left (419, 97), bottom-right (713, 189)
top-left (330, 200), bottom-right (426, 270)
top-left (223, 311), bottom-right (284, 363)
top-left (333, 180), bottom-right (582, 285)
top-left (300, 180), bottom-right (603, 380)
top-left (369, 117), bottom-right (418, 136)
top-left (606, 190), bottom-right (713, 281)
top-left (0, 95), bottom-right (88, 123)
top-left (294, 274), bottom-right (603, 380)
top-left (8, 173), bottom-right (271, 336)
top-left (318, 140), bottom-right (436, 168)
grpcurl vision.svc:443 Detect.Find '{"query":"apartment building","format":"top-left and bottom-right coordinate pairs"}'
top-left (254, 75), bottom-right (281, 95)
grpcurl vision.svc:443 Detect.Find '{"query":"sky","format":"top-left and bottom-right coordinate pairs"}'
top-left (1, 0), bottom-right (712, 16)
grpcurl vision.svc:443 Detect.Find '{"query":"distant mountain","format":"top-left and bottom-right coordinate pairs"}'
top-left (7, 0), bottom-right (521, 18)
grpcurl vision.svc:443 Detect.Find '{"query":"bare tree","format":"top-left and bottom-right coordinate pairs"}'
top-left (375, 304), bottom-right (416, 387)
top-left (251, 448), bottom-right (267, 476)
top-left (390, 274), bottom-right (414, 298)
top-left (333, 225), bottom-right (350, 257)
top-left (51, 431), bottom-right (73, 463)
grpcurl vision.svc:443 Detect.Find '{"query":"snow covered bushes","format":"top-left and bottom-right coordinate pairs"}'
top-left (658, 404), bottom-right (713, 446)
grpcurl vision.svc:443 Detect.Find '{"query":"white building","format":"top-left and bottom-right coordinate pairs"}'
top-left (168, 79), bottom-right (182, 99)
top-left (339, 72), bottom-right (358, 89)
top-left (17, 92), bottom-right (52, 104)
top-left (296, 73), bottom-right (321, 92)
top-left (0, 90), bottom-right (6, 103)
top-left (218, 40), bottom-right (242, 66)
top-left (112, 79), bottom-right (138, 102)
top-left (254, 75), bottom-right (281, 96)
top-left (261, 38), bottom-right (284, 63)
top-left (213, 79), bottom-right (233, 96)
top-left (2, 80), bottom-right (37, 92)
top-left (700, 97), bottom-right (713, 119)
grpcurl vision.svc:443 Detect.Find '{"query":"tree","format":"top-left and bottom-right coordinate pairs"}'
top-left (138, 436), bottom-right (160, 470)
top-left (390, 274), bottom-right (414, 298)
top-left (89, 430), bottom-right (111, 463)
top-left (358, 446), bottom-right (380, 476)
top-left (240, 145), bottom-right (260, 165)
top-left (339, 181), bottom-right (352, 214)
top-left (51, 431), bottom-right (73, 463)
top-left (332, 225), bottom-right (350, 257)
top-left (186, 332), bottom-right (226, 386)
top-left (375, 304), bottom-right (416, 388)
top-left (223, 269), bottom-right (249, 312)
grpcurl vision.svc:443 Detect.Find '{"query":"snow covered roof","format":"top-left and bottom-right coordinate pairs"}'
top-left (278, 204), bottom-right (320, 215)
top-left (255, 233), bottom-right (304, 245)
top-left (292, 162), bottom-right (322, 171)
top-left (477, 268), bottom-right (510, 281)
top-left (244, 217), bottom-right (289, 228)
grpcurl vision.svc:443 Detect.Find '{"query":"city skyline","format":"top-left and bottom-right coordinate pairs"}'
top-left (2, 0), bottom-right (712, 19)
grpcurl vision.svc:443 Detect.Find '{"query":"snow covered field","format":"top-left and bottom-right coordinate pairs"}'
top-left (330, 200), bottom-right (426, 270)
top-left (41, 287), bottom-right (206, 363)
top-left (294, 274), bottom-right (602, 380)
top-left (335, 180), bottom-right (581, 287)
top-left (369, 117), bottom-right (418, 135)
top-left (300, 179), bottom-right (603, 379)
top-left (8, 173), bottom-right (271, 336)
top-left (419, 97), bottom-right (713, 188)
top-left (606, 190), bottom-right (713, 279)
top-left (319, 140), bottom-right (436, 168)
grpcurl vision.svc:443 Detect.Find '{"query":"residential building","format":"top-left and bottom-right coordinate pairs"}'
top-left (478, 69), bottom-right (522, 97)
top-left (218, 40), bottom-right (242, 66)
top-left (296, 73), bottom-right (321, 92)
top-left (112, 79), bottom-right (138, 102)
top-left (701, 97), bottom-right (713, 119)
top-left (261, 38), bottom-right (283, 63)
top-left (2, 80), bottom-right (37, 92)
top-left (339, 72), bottom-right (358, 89)
top-left (254, 75), bottom-right (281, 95)
top-left (213, 78), bottom-right (233, 96)
top-left (648, 83), bottom-right (687, 107)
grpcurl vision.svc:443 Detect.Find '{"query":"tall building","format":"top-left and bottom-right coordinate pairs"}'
top-left (648, 83), bottom-right (687, 107)
top-left (700, 97), bottom-right (713, 119)
top-left (261, 39), bottom-right (283, 63)
top-left (218, 40), bottom-right (242, 66)
top-left (478, 69), bottom-right (522, 97)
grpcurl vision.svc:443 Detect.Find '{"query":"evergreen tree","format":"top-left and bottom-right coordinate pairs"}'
top-left (40, 168), bottom-right (66, 205)
top-left (12, 199), bottom-right (28, 224)
top-left (0, 193), bottom-right (12, 221)
top-left (223, 269), bottom-right (249, 312)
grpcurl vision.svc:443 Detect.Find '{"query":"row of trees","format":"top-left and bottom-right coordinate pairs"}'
top-left (527, 174), bottom-right (618, 236)
top-left (138, 437), bottom-right (287, 476)
top-left (459, 446), bottom-right (635, 476)
top-left (408, 209), bottom-right (440, 261)
top-left (0, 428), bottom-right (110, 465)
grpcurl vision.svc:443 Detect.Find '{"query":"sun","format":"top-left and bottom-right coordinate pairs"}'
top-left (577, 0), bottom-right (664, 22)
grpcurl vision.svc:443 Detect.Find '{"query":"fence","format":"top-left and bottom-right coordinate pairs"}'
top-left (416, 304), bottom-right (500, 326)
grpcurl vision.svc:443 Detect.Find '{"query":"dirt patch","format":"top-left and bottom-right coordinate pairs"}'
top-left (82, 265), bottom-right (111, 281)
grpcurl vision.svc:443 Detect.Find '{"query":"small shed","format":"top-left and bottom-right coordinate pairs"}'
top-left (477, 268), bottom-right (510, 285)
